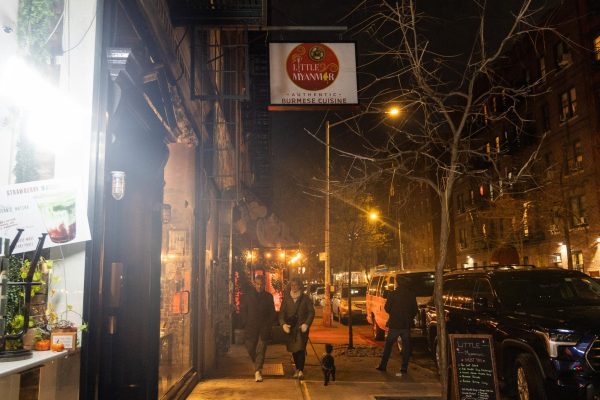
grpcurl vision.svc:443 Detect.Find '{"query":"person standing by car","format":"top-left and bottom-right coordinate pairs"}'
top-left (240, 275), bottom-right (276, 382)
top-left (376, 277), bottom-right (417, 374)
top-left (280, 278), bottom-right (315, 379)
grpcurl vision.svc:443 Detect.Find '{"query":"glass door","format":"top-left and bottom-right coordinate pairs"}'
top-left (158, 144), bottom-right (196, 397)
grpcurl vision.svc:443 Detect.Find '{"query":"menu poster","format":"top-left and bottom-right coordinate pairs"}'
top-left (449, 334), bottom-right (500, 400)
top-left (0, 179), bottom-right (91, 254)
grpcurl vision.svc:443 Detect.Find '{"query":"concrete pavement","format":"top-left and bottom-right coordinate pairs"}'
top-left (187, 316), bottom-right (442, 400)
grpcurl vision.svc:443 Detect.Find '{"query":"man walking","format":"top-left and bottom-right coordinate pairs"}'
top-left (240, 275), bottom-right (276, 382)
top-left (376, 277), bottom-right (417, 374)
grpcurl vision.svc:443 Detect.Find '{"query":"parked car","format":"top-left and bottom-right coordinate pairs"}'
top-left (331, 285), bottom-right (368, 323)
top-left (312, 286), bottom-right (325, 305)
top-left (366, 270), bottom-right (435, 340)
top-left (306, 283), bottom-right (322, 298)
top-left (426, 265), bottom-right (600, 400)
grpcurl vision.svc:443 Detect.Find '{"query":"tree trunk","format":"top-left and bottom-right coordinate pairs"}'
top-left (435, 192), bottom-right (452, 399)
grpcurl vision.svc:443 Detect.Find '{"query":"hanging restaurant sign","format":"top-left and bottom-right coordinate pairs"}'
top-left (269, 42), bottom-right (358, 108)
top-left (0, 179), bottom-right (91, 254)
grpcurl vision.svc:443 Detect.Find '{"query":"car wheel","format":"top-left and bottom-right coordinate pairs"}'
top-left (372, 316), bottom-right (385, 340)
top-left (515, 354), bottom-right (546, 400)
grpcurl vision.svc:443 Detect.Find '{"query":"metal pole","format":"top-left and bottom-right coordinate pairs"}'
top-left (323, 121), bottom-right (332, 327)
top-left (398, 219), bottom-right (404, 270)
top-left (347, 236), bottom-right (354, 349)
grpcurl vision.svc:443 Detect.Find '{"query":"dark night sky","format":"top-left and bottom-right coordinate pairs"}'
top-left (264, 0), bottom-right (556, 241)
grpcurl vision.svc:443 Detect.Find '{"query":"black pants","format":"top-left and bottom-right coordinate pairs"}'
top-left (292, 350), bottom-right (306, 371)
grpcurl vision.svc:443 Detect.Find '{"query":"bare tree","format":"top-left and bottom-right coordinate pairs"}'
top-left (332, 0), bottom-right (559, 394)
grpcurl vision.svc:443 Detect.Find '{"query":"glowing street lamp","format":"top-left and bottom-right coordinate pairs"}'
top-left (386, 106), bottom-right (401, 117)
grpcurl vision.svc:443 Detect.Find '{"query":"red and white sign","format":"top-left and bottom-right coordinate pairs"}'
top-left (269, 42), bottom-right (358, 106)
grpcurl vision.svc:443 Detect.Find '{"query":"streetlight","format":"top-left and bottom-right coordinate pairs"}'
top-left (323, 107), bottom-right (400, 327)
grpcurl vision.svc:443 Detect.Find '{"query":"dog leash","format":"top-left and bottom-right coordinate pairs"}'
top-left (307, 336), bottom-right (323, 368)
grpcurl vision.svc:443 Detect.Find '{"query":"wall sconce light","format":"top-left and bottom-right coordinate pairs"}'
top-left (111, 171), bottom-right (126, 200)
top-left (161, 204), bottom-right (172, 224)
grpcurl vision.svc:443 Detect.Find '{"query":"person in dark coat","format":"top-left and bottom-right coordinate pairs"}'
top-left (279, 278), bottom-right (315, 379)
top-left (240, 275), bottom-right (276, 382)
top-left (376, 277), bottom-right (417, 373)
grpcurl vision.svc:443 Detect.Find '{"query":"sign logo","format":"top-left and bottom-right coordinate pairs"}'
top-left (286, 43), bottom-right (339, 91)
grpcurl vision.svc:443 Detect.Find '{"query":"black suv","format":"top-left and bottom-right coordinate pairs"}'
top-left (425, 266), bottom-right (600, 400)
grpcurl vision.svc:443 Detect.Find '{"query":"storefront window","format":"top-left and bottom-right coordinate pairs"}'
top-left (158, 144), bottom-right (196, 396)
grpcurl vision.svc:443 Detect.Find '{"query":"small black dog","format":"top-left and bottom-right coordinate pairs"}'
top-left (321, 344), bottom-right (336, 386)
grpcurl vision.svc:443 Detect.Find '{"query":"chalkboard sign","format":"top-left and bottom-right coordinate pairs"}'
top-left (449, 334), bottom-right (500, 400)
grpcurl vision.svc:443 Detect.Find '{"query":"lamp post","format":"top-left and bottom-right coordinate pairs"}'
top-left (323, 107), bottom-right (400, 327)
top-left (323, 120), bottom-right (332, 326)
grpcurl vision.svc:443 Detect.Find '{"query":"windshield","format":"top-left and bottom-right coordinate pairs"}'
top-left (400, 273), bottom-right (435, 297)
top-left (341, 286), bottom-right (367, 297)
top-left (495, 274), bottom-right (600, 308)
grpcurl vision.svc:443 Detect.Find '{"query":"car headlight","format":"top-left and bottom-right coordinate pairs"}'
top-left (540, 330), bottom-right (582, 358)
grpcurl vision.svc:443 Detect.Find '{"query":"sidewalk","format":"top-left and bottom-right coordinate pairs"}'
top-left (187, 340), bottom-right (442, 400)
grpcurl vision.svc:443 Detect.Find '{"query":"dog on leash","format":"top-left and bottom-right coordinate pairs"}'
top-left (321, 344), bottom-right (336, 386)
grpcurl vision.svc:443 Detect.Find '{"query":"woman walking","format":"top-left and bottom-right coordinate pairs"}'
top-left (279, 278), bottom-right (315, 379)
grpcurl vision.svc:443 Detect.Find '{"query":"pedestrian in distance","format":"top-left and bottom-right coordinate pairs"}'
top-left (279, 277), bottom-right (315, 379)
top-left (240, 275), bottom-right (276, 382)
top-left (321, 343), bottom-right (336, 386)
top-left (375, 276), bottom-right (417, 374)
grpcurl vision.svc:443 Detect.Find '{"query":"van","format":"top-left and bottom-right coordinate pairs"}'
top-left (366, 270), bottom-right (435, 340)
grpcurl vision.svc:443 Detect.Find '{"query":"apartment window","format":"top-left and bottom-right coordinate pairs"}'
top-left (554, 41), bottom-right (572, 68)
top-left (538, 55), bottom-right (546, 81)
top-left (523, 203), bottom-right (530, 237)
top-left (565, 139), bottom-right (583, 172)
top-left (569, 194), bottom-right (587, 226)
top-left (459, 229), bottom-right (468, 249)
top-left (541, 103), bottom-right (551, 132)
top-left (483, 103), bottom-right (489, 124)
top-left (469, 190), bottom-right (475, 205)
top-left (457, 193), bottom-right (465, 213)
top-left (594, 35), bottom-right (600, 62)
top-left (486, 142), bottom-right (491, 156)
top-left (559, 88), bottom-right (577, 121)
top-left (495, 136), bottom-right (501, 154)
top-left (572, 251), bottom-right (584, 272)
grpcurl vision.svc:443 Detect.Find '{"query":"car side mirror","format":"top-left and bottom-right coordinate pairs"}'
top-left (474, 296), bottom-right (495, 312)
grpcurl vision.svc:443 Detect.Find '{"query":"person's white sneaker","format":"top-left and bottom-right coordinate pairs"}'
top-left (293, 370), bottom-right (299, 378)
top-left (255, 371), bottom-right (263, 382)
top-left (297, 370), bottom-right (304, 380)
